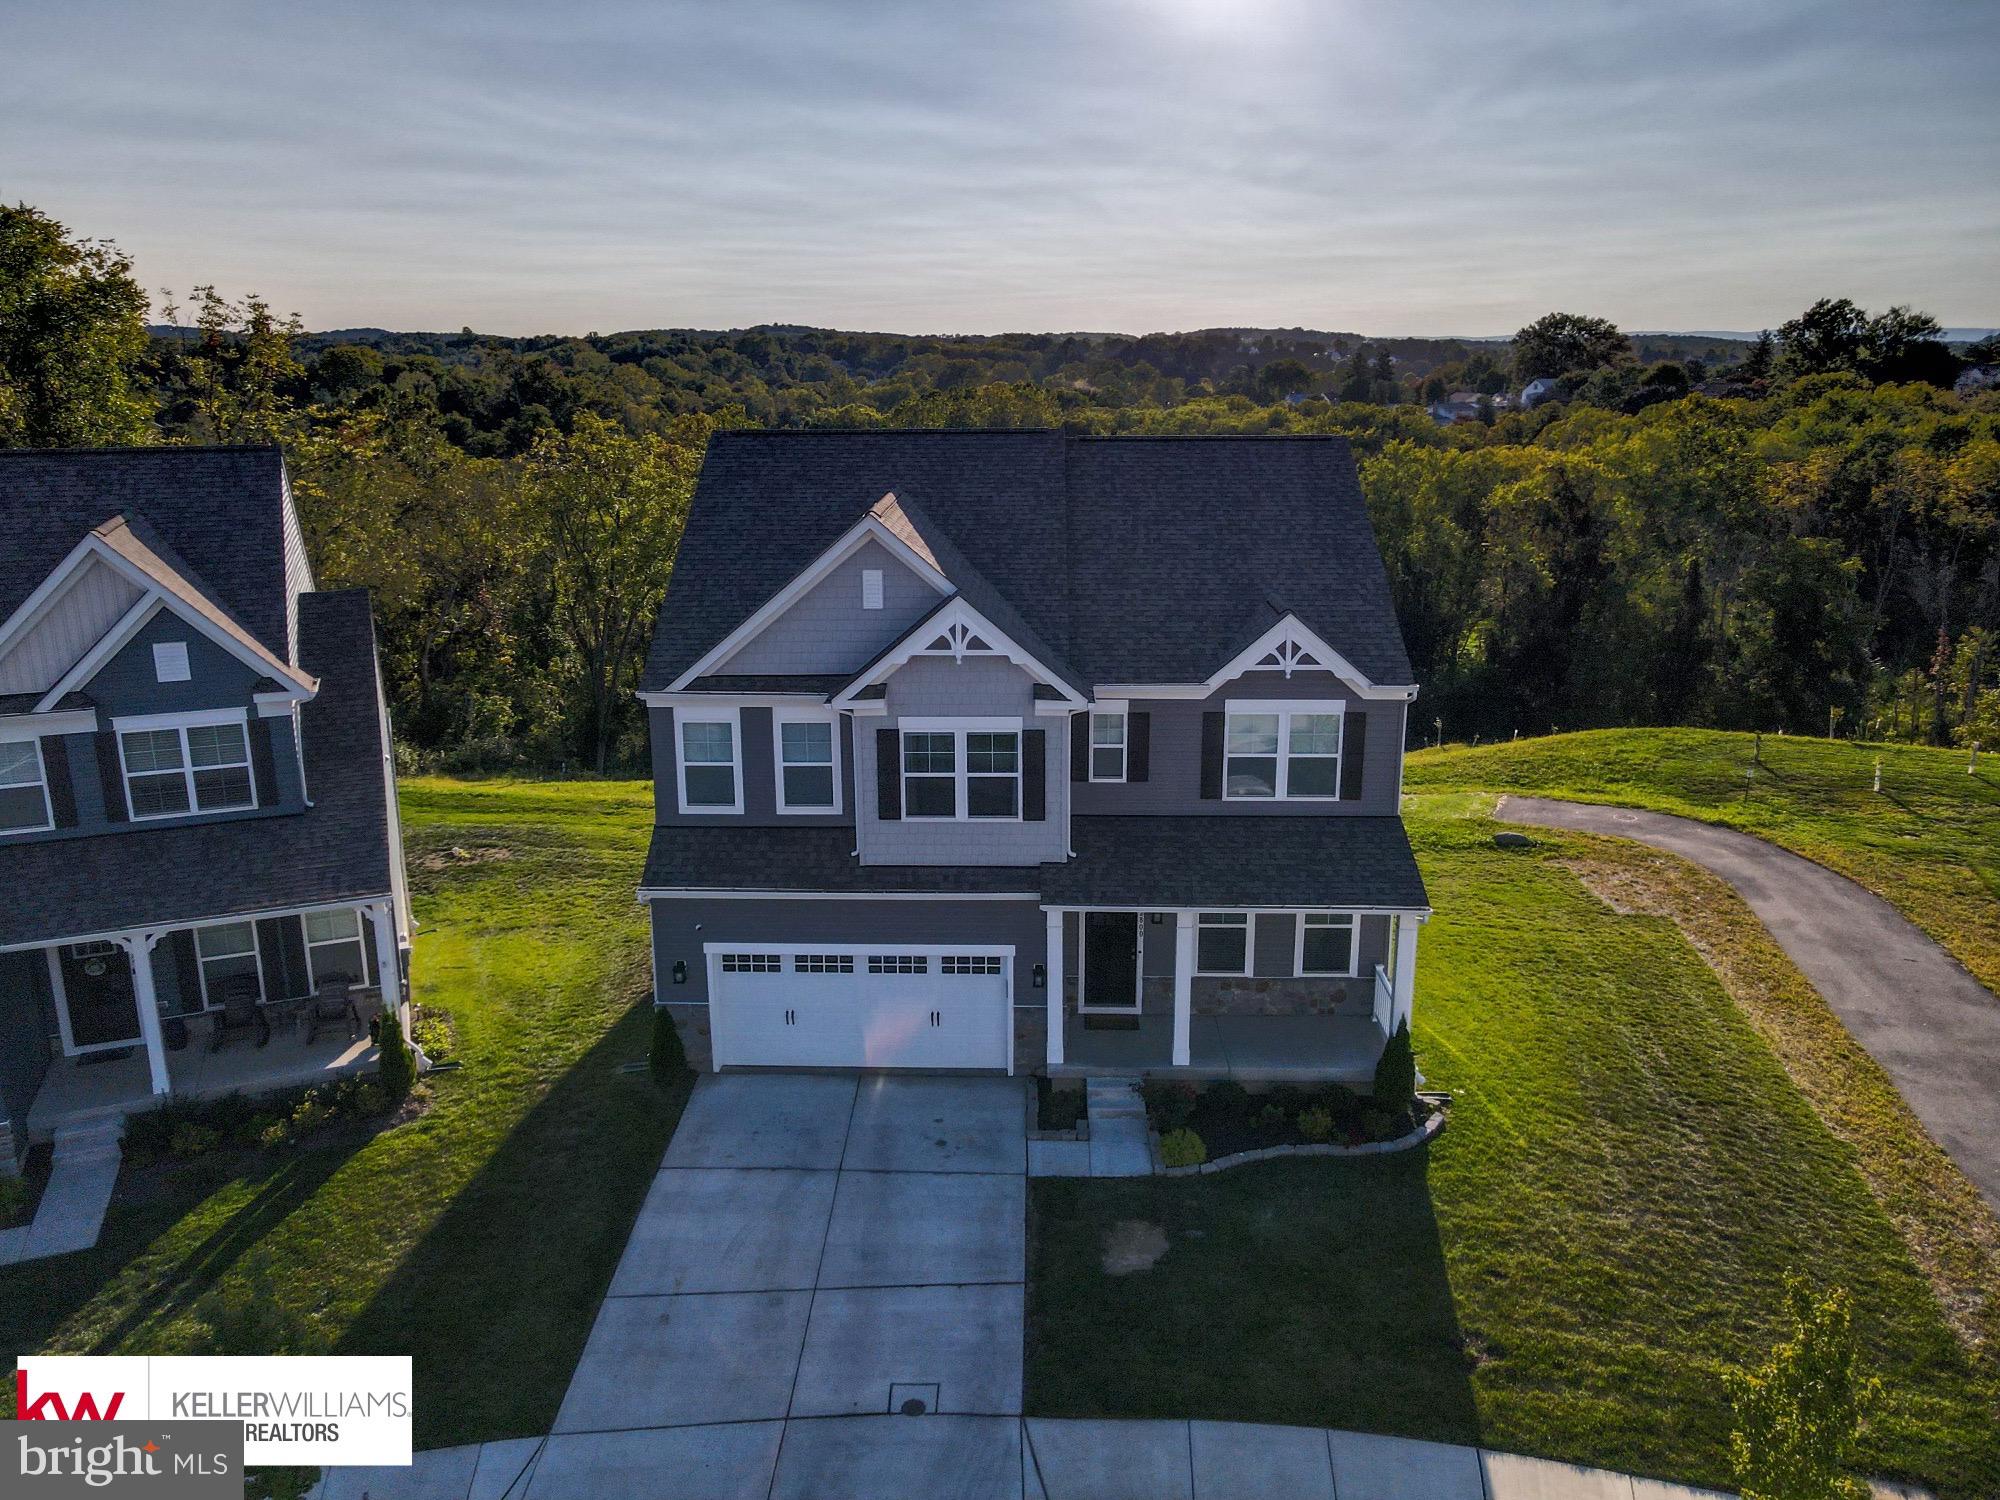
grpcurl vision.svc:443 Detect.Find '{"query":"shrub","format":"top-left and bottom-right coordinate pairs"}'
top-left (649, 1005), bottom-right (688, 1082)
top-left (349, 1083), bottom-right (388, 1117)
top-left (0, 1172), bottom-right (28, 1224)
top-left (1361, 1104), bottom-right (1405, 1142)
top-left (1373, 1019), bottom-right (1416, 1113)
top-left (1159, 1128), bottom-right (1207, 1168)
top-left (408, 1008), bottom-right (455, 1062)
top-left (288, 1097), bottom-right (329, 1137)
top-left (1728, 1275), bottom-right (1879, 1500)
top-left (377, 1010), bottom-right (415, 1101)
top-left (1204, 1080), bottom-right (1251, 1121)
top-left (1258, 1101), bottom-right (1287, 1132)
top-left (1297, 1107), bottom-right (1333, 1143)
top-left (1140, 1080), bottom-right (1196, 1131)
top-left (170, 1123), bottom-right (222, 1159)
top-left (258, 1120), bottom-right (291, 1150)
top-left (1037, 1078), bottom-right (1085, 1132)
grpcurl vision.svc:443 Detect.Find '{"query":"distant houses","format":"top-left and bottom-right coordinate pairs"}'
top-left (1520, 376), bottom-right (1562, 407)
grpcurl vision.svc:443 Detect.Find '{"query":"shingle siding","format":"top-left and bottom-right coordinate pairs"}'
top-left (716, 539), bottom-right (940, 676)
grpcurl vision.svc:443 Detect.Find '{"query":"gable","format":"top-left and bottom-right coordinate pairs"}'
top-left (0, 554), bottom-right (145, 696)
top-left (716, 538), bottom-right (941, 677)
top-left (81, 609), bottom-right (270, 718)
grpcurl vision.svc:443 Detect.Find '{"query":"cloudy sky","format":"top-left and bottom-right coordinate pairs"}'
top-left (8, 0), bottom-right (1996, 336)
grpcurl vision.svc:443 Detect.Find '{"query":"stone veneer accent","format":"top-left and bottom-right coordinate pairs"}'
top-left (1192, 975), bottom-right (1372, 1017)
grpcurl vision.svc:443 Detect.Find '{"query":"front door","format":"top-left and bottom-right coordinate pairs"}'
top-left (57, 942), bottom-right (141, 1050)
top-left (1080, 912), bottom-right (1141, 1013)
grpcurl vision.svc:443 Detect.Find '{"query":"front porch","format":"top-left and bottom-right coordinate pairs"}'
top-left (1054, 1011), bottom-right (1389, 1083)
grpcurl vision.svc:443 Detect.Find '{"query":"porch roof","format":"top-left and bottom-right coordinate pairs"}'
top-left (1044, 815), bottom-right (1428, 911)
top-left (641, 823), bottom-right (1044, 896)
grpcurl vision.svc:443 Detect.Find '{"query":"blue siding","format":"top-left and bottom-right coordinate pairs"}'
top-left (84, 611), bottom-right (266, 720)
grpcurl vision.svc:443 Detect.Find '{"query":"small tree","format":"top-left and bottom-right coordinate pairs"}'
top-left (1728, 1274), bottom-right (1879, 1500)
top-left (377, 1010), bottom-right (415, 1101)
top-left (649, 1005), bottom-right (688, 1082)
top-left (1373, 1019), bottom-right (1416, 1113)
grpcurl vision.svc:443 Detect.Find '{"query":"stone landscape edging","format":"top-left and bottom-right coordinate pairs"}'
top-left (1149, 1094), bottom-right (1449, 1176)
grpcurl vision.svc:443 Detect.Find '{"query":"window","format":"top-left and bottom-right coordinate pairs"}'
top-left (721, 953), bottom-right (781, 973)
top-left (1223, 702), bottom-right (1344, 800)
top-left (774, 713), bottom-right (839, 813)
top-left (1089, 710), bottom-right (1126, 782)
top-left (677, 710), bottom-right (741, 813)
top-left (118, 713), bottom-right (256, 819)
top-left (900, 722), bottom-right (1020, 821)
top-left (305, 908), bottom-right (368, 988)
top-left (794, 954), bottom-right (854, 974)
top-left (152, 641), bottom-right (190, 682)
top-left (196, 921), bottom-right (263, 1008)
top-left (1196, 913), bottom-right (1252, 975)
top-left (861, 568), bottom-right (884, 610)
top-left (868, 954), bottom-right (928, 974)
top-left (0, 738), bottom-right (53, 833)
top-left (942, 955), bottom-right (1002, 976)
top-left (1297, 913), bottom-right (1357, 976)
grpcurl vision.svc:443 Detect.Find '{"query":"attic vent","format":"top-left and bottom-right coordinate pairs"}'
top-left (153, 641), bottom-right (191, 683)
top-left (862, 569), bottom-right (884, 610)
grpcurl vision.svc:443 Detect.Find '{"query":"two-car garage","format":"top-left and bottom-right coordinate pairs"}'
top-left (705, 943), bottom-right (1015, 1072)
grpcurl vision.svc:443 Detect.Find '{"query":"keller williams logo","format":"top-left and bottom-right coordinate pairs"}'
top-left (16, 1367), bottom-right (126, 1420)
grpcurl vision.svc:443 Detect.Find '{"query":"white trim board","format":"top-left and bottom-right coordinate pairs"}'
top-left (641, 888), bottom-right (1041, 902)
top-left (0, 893), bottom-right (398, 955)
top-left (832, 594), bottom-right (1086, 707)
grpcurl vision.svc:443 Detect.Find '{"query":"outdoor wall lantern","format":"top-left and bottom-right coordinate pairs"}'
top-left (672, 960), bottom-right (688, 985)
top-left (1032, 963), bottom-right (1046, 989)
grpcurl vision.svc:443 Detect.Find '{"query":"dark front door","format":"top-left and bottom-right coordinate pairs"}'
top-left (58, 942), bottom-right (140, 1049)
top-left (1081, 911), bottom-right (1141, 1012)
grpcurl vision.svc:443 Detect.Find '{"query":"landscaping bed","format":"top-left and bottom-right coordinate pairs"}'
top-left (0, 1144), bottom-right (53, 1230)
top-left (1140, 1078), bottom-right (1432, 1162)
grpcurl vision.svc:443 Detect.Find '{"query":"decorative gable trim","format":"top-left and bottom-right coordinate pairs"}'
top-left (657, 504), bottom-right (953, 696)
top-left (1205, 615), bottom-right (1417, 702)
top-left (830, 595), bottom-right (1088, 708)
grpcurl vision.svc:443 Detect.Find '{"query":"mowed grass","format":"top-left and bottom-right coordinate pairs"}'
top-left (1408, 728), bottom-right (2000, 996)
top-left (0, 776), bottom-right (681, 1450)
top-left (1027, 796), bottom-right (2000, 1497)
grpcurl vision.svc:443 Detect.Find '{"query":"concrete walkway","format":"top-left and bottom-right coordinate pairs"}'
top-left (1498, 795), bottom-right (2000, 1212)
top-left (0, 1119), bottom-right (122, 1268)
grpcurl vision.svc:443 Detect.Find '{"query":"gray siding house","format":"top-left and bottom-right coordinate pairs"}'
top-left (0, 447), bottom-right (411, 1168)
top-left (640, 430), bottom-right (1428, 1081)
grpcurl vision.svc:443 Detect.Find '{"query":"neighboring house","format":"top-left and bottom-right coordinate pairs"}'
top-left (0, 447), bottom-right (411, 1169)
top-left (1955, 366), bottom-right (1999, 397)
top-left (1520, 376), bottom-right (1561, 408)
top-left (639, 431), bottom-right (1428, 1083)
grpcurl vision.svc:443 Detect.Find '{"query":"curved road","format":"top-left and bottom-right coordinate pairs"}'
top-left (1498, 795), bottom-right (2000, 1212)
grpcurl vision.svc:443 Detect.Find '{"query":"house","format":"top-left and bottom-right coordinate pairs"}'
top-left (638, 431), bottom-right (1428, 1082)
top-left (0, 447), bottom-right (411, 1170)
top-left (1519, 376), bottom-right (1561, 408)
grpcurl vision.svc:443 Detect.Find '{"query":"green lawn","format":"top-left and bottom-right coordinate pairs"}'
top-left (1408, 728), bottom-right (2000, 997)
top-left (0, 776), bottom-right (683, 1451)
top-left (1027, 794), bottom-right (2000, 1497)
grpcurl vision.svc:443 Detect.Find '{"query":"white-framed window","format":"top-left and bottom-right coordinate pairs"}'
top-left (794, 953), bottom-right (854, 974)
top-left (869, 954), bottom-right (929, 974)
top-left (899, 719), bottom-right (1021, 821)
top-left (152, 641), bottom-right (191, 683)
top-left (0, 735), bottom-right (54, 834)
top-left (304, 908), bottom-right (368, 989)
top-left (773, 710), bottom-right (840, 814)
top-left (1088, 707), bottom-right (1127, 783)
top-left (115, 709), bottom-right (256, 820)
top-left (195, 920), bottom-right (264, 1008)
top-left (721, 952), bottom-right (782, 973)
top-left (1195, 912), bottom-right (1253, 975)
top-left (1223, 701), bottom-right (1344, 800)
top-left (1296, 913), bottom-right (1358, 977)
top-left (675, 707), bottom-right (743, 814)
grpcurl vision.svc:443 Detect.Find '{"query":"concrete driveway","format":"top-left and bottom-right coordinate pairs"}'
top-left (542, 1072), bottom-right (1027, 1497)
top-left (1499, 795), bottom-right (2000, 1212)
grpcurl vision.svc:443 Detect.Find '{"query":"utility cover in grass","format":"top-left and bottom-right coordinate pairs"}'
top-left (1102, 1219), bottom-right (1168, 1275)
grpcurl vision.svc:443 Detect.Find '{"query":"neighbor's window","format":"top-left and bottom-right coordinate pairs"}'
top-left (1297, 913), bottom-right (1356, 976)
top-left (1089, 710), bottom-right (1126, 782)
top-left (196, 921), bottom-right (263, 1007)
top-left (1196, 912), bottom-right (1251, 975)
top-left (120, 716), bottom-right (255, 819)
top-left (776, 716), bottom-right (838, 812)
top-left (305, 908), bottom-right (368, 989)
top-left (1224, 704), bottom-right (1343, 800)
top-left (678, 713), bottom-right (740, 812)
top-left (0, 738), bottom-right (53, 833)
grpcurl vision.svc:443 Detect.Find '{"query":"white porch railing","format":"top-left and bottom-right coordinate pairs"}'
top-left (1372, 963), bottom-right (1394, 1038)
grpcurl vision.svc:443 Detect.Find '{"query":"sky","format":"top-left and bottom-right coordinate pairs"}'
top-left (6, 0), bottom-right (1997, 338)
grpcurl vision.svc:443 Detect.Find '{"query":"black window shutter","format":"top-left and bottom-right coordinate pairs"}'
top-left (171, 930), bottom-right (202, 1009)
top-left (875, 728), bottom-right (901, 820)
top-left (1340, 711), bottom-right (1367, 801)
top-left (1199, 712), bottom-right (1224, 800)
top-left (255, 918), bottom-right (289, 999)
top-left (250, 717), bottom-right (279, 807)
top-left (1023, 730), bottom-right (1046, 820)
top-left (1127, 712), bottom-right (1151, 783)
top-left (281, 916), bottom-right (310, 995)
top-left (95, 731), bottom-right (128, 823)
top-left (41, 736), bottom-right (77, 827)
top-left (1070, 712), bottom-right (1089, 782)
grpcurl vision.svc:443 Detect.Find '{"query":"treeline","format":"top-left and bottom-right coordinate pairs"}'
top-left (3, 202), bottom-right (1998, 765)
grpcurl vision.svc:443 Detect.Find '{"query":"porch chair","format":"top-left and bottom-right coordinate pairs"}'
top-left (209, 974), bottom-right (271, 1052)
top-left (305, 977), bottom-right (362, 1044)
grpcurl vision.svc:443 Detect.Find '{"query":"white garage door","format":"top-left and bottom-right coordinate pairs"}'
top-left (707, 944), bottom-right (1013, 1072)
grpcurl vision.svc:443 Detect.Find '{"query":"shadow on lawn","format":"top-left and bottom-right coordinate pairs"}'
top-left (335, 999), bottom-right (685, 1449)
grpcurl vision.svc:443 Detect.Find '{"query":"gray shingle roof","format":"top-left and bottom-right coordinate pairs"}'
top-left (0, 447), bottom-right (293, 652)
top-left (642, 430), bottom-right (1412, 693)
top-left (641, 824), bottom-right (1043, 895)
top-left (0, 590), bottom-right (398, 946)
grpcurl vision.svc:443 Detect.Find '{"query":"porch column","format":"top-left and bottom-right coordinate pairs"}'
top-left (1392, 913), bottom-right (1420, 1032)
top-left (1172, 910), bottom-right (1195, 1067)
top-left (1044, 910), bottom-right (1064, 1067)
top-left (367, 902), bottom-right (406, 1029)
top-left (118, 931), bottom-right (170, 1096)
